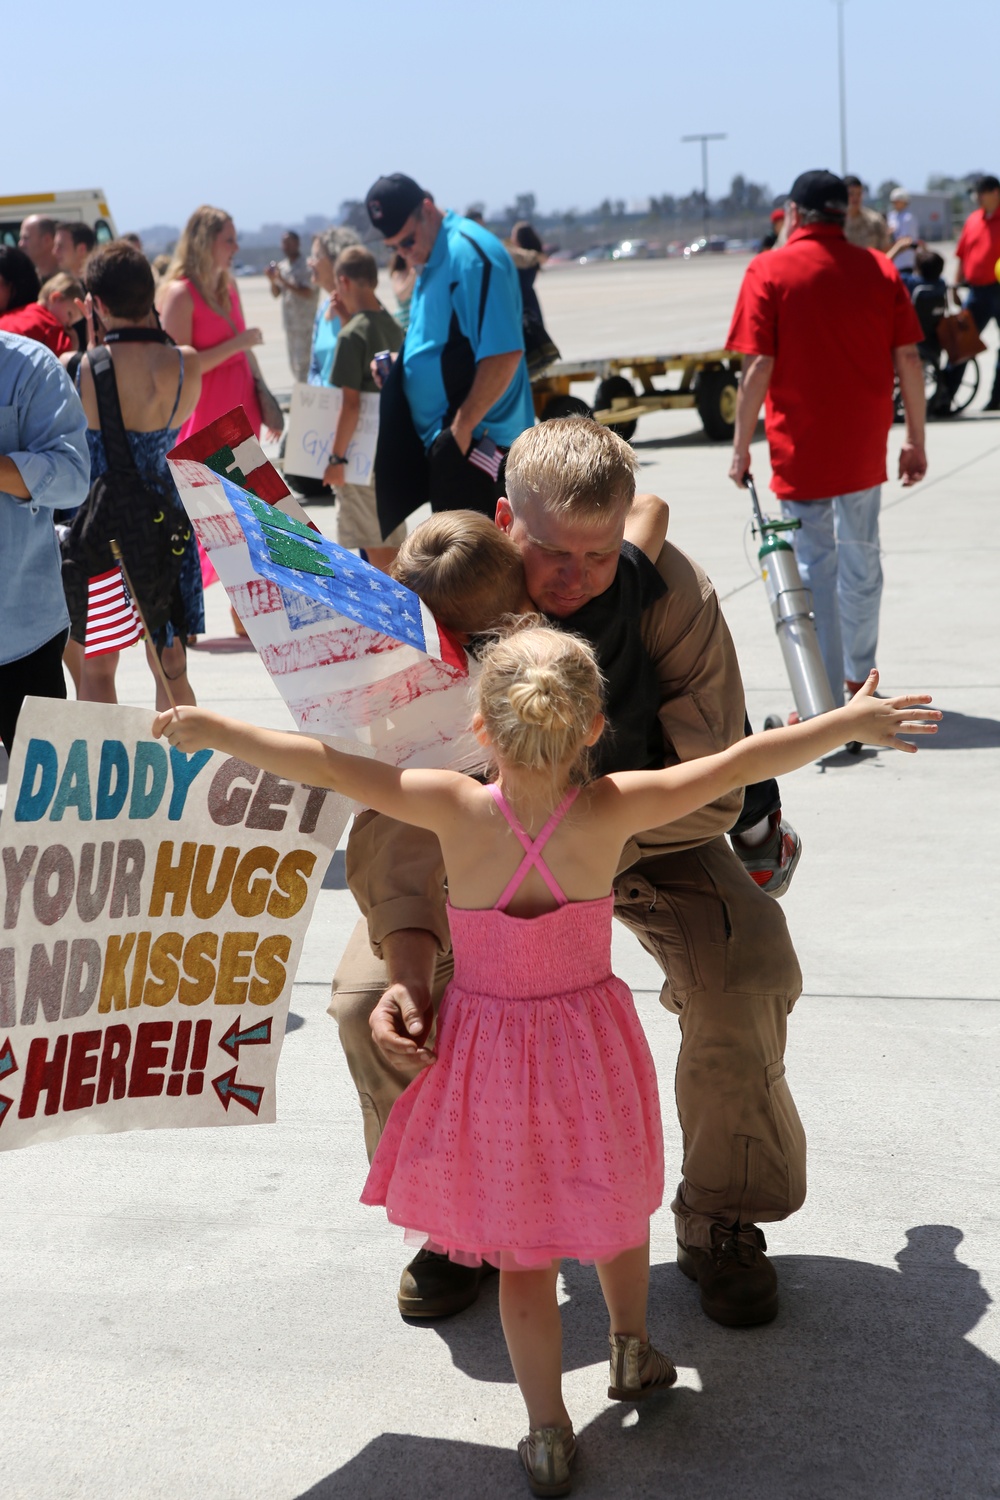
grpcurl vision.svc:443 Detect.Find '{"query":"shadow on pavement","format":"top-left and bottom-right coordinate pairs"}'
top-left (297, 1225), bottom-right (998, 1500)
top-left (633, 420), bottom-right (765, 455)
top-left (913, 710), bottom-right (1000, 751)
top-left (189, 635), bottom-right (258, 654)
top-left (633, 429), bottom-right (713, 452)
top-left (818, 745), bottom-right (879, 769)
top-left (814, 708), bottom-right (1000, 770)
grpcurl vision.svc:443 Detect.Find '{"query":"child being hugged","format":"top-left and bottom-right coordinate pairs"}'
top-left (154, 637), bottom-right (937, 1498)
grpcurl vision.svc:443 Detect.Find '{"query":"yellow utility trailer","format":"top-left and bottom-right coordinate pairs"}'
top-left (531, 350), bottom-right (742, 442)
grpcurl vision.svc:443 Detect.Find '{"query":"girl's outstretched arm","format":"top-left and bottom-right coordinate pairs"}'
top-left (601, 672), bottom-right (941, 840)
top-left (151, 707), bottom-right (472, 832)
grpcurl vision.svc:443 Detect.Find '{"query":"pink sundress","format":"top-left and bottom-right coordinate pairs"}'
top-left (361, 785), bottom-right (665, 1269)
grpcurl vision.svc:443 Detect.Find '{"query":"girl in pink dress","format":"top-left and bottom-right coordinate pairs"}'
top-left (155, 638), bottom-right (936, 1498)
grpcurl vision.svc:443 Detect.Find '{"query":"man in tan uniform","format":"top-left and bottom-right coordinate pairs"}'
top-left (843, 176), bottom-right (892, 252)
top-left (331, 421), bottom-right (804, 1329)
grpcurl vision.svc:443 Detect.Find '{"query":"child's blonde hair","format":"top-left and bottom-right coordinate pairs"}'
top-left (477, 626), bottom-right (604, 787)
top-left (334, 244), bottom-right (378, 287)
top-left (38, 272), bottom-right (85, 307)
top-left (391, 511), bottom-right (526, 634)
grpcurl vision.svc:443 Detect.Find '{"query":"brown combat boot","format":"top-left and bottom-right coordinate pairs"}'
top-left (397, 1248), bottom-right (488, 1319)
top-left (677, 1222), bottom-right (779, 1327)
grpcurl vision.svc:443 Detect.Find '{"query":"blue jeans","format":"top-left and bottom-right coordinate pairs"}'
top-left (965, 283), bottom-right (1000, 400)
top-left (780, 487), bottom-right (882, 700)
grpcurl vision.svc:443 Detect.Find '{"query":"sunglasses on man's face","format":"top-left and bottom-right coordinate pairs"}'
top-left (393, 230), bottom-right (418, 253)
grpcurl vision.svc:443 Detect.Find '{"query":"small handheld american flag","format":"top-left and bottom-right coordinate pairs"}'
top-left (467, 435), bottom-right (503, 482)
top-left (84, 566), bottom-right (143, 657)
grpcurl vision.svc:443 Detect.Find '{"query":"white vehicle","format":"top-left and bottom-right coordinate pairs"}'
top-left (0, 189), bottom-right (118, 248)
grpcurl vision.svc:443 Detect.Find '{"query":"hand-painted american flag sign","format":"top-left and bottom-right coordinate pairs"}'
top-left (168, 409), bottom-right (484, 773)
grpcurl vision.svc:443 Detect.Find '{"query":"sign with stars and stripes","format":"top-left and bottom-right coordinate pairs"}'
top-left (167, 408), bottom-right (484, 774)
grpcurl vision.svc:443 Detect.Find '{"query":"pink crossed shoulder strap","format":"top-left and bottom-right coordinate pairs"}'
top-left (487, 783), bottom-right (580, 911)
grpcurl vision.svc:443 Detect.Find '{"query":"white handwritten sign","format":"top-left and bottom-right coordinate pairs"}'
top-left (284, 383), bottom-right (380, 485)
top-left (0, 698), bottom-right (349, 1152)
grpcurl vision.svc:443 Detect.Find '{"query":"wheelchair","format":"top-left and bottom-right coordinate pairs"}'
top-left (893, 282), bottom-right (980, 420)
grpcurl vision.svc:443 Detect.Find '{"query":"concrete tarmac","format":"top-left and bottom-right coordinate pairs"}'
top-left (2, 257), bottom-right (998, 1500)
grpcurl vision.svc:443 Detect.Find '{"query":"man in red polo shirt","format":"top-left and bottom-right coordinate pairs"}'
top-left (726, 169), bottom-right (926, 707)
top-left (955, 173), bottom-right (1000, 410)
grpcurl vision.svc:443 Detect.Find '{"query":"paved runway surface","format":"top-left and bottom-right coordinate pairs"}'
top-left (2, 255), bottom-right (998, 1499)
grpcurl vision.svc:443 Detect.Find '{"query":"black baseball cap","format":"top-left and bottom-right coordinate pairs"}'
top-left (788, 170), bottom-right (849, 215)
top-left (365, 174), bottom-right (429, 237)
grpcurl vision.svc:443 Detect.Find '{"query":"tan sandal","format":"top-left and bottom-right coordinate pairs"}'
top-left (517, 1424), bottom-right (576, 1497)
top-left (607, 1333), bottom-right (677, 1401)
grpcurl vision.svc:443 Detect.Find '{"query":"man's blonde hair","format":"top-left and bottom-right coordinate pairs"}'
top-left (391, 512), bottom-right (526, 634)
top-left (504, 417), bottom-right (637, 523)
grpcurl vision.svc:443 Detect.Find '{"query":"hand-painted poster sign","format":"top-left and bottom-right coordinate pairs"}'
top-left (168, 411), bottom-right (484, 774)
top-left (0, 698), bottom-right (350, 1152)
top-left (284, 383), bottom-right (380, 484)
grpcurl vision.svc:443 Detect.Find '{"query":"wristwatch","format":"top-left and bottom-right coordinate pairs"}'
top-left (330, 453), bottom-right (349, 466)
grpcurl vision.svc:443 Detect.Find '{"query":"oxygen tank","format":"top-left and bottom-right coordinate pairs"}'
top-left (747, 477), bottom-right (838, 721)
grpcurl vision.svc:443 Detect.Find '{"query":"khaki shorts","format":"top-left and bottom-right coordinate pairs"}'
top-left (335, 481), bottom-right (406, 552)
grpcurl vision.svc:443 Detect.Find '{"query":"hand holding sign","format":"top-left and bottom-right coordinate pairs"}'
top-left (155, 706), bottom-right (227, 755)
top-left (284, 383), bottom-right (380, 485)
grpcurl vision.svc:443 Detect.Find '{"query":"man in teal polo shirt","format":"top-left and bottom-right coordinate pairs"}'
top-left (366, 173), bottom-right (535, 528)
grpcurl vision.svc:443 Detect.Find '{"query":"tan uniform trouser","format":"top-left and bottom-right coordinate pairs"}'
top-left (329, 835), bottom-right (805, 1249)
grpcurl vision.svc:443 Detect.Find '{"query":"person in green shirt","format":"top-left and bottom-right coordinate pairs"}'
top-left (322, 246), bottom-right (406, 571)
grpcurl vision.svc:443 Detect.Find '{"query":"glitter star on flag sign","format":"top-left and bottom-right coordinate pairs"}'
top-left (167, 409), bottom-right (482, 772)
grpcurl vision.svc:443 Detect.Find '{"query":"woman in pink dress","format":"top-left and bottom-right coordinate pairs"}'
top-left (159, 205), bottom-right (277, 619)
top-left (159, 204), bottom-right (266, 440)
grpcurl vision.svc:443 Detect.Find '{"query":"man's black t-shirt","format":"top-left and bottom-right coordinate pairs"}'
top-left (553, 542), bottom-right (667, 778)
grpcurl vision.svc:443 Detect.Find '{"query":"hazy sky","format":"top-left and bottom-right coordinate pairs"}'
top-left (11, 0), bottom-right (996, 231)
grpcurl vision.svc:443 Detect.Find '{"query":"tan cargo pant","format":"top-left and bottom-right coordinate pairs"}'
top-left (329, 835), bottom-right (805, 1249)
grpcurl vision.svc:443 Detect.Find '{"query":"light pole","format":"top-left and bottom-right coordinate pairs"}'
top-left (681, 132), bottom-right (726, 239)
top-left (834, 0), bottom-right (848, 175)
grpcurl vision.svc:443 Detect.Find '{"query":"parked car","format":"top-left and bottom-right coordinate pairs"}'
top-left (577, 244), bottom-right (615, 264)
top-left (612, 239), bottom-right (649, 260)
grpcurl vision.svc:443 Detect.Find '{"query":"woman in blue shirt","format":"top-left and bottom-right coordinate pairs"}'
top-left (306, 227), bottom-right (360, 385)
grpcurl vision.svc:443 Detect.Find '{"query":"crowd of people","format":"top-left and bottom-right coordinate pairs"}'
top-left (0, 166), bottom-right (993, 1495)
